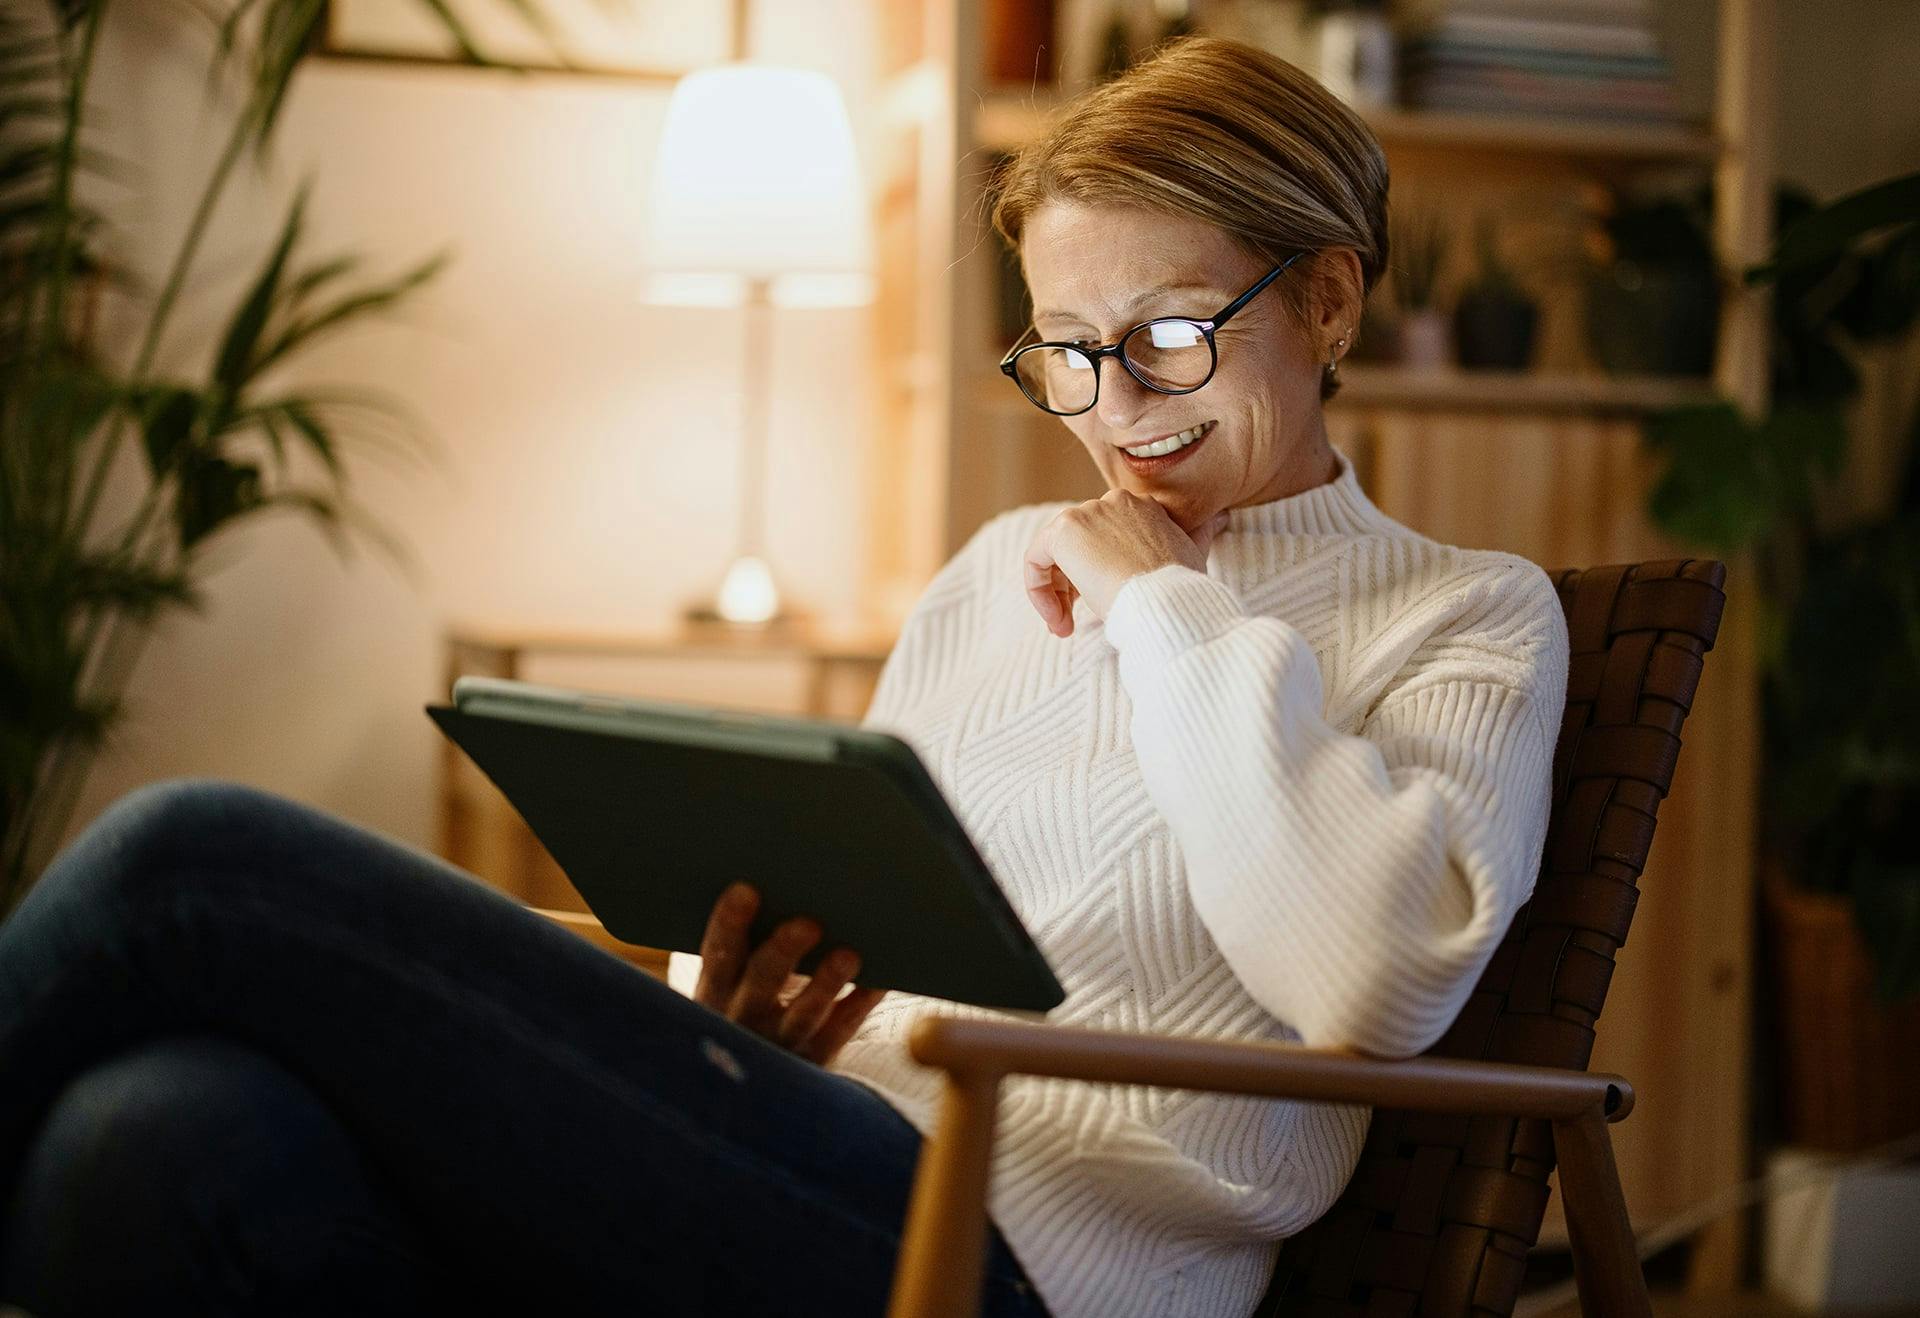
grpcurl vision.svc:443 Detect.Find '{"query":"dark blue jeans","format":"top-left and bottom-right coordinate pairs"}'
top-left (0, 780), bottom-right (1048, 1317)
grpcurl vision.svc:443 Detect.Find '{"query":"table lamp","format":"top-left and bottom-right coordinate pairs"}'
top-left (645, 63), bottom-right (873, 630)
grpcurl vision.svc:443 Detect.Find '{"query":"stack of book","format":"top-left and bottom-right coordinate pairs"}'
top-left (1397, 0), bottom-right (1683, 125)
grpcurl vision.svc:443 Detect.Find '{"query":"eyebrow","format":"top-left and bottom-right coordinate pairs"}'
top-left (1032, 282), bottom-right (1222, 324)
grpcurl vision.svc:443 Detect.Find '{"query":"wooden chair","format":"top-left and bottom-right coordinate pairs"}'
top-left (539, 557), bottom-right (1729, 1318)
top-left (883, 559), bottom-right (1727, 1318)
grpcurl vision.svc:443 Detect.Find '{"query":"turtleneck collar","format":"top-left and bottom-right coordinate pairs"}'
top-left (1220, 444), bottom-right (1389, 540)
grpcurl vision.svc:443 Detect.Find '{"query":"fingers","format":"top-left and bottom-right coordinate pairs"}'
top-left (1024, 559), bottom-right (1078, 638)
top-left (727, 915), bottom-right (822, 1033)
top-left (776, 947), bottom-right (860, 1049)
top-left (798, 987), bottom-right (888, 1066)
top-left (1186, 510), bottom-right (1231, 559)
top-left (693, 881), bottom-right (759, 1011)
top-left (691, 881), bottom-right (883, 1063)
top-left (1023, 514), bottom-right (1081, 638)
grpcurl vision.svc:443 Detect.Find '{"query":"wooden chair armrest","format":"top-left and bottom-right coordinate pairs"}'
top-left (908, 1015), bottom-right (1633, 1121)
top-left (888, 1016), bottom-right (1648, 1318)
top-left (529, 906), bottom-right (671, 980)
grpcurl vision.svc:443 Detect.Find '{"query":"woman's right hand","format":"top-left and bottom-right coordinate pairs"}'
top-left (692, 882), bottom-right (885, 1066)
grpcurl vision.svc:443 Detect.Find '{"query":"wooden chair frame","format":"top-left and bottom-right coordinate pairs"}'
top-left (882, 1021), bottom-right (1643, 1318)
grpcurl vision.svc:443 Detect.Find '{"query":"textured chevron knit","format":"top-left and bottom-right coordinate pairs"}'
top-left (669, 444), bottom-right (1569, 1318)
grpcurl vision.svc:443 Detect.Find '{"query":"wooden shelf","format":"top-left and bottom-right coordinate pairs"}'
top-left (975, 89), bottom-right (1716, 165)
top-left (1360, 107), bottom-right (1717, 163)
top-left (1333, 365), bottom-right (1720, 413)
top-left (969, 366), bottom-right (1719, 417)
top-left (445, 618), bottom-right (893, 662)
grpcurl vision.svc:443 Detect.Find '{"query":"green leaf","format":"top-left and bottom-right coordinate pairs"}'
top-left (208, 184), bottom-right (308, 419)
top-left (1834, 224), bottom-right (1920, 342)
top-left (138, 386), bottom-right (200, 477)
top-left (255, 404), bottom-right (290, 469)
top-left (66, 555), bottom-right (196, 616)
top-left (282, 252), bottom-right (363, 307)
top-left (1643, 403), bottom-right (1778, 553)
top-left (1751, 171), bottom-right (1920, 284)
top-left (413, 0), bottom-right (566, 66)
top-left (279, 399), bottom-right (342, 478)
top-left (415, 0), bottom-right (490, 63)
top-left (248, 0), bottom-right (324, 152)
top-left (251, 248), bottom-right (448, 379)
top-left (264, 489), bottom-right (349, 555)
top-left (176, 456), bottom-right (264, 550)
top-left (216, 0), bottom-right (270, 64)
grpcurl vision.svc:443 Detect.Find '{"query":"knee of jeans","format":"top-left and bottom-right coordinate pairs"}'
top-left (101, 777), bottom-right (278, 854)
top-left (11, 1035), bottom-right (359, 1233)
top-left (36, 778), bottom-right (281, 907)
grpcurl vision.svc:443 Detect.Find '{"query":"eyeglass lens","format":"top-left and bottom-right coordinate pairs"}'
top-left (1011, 319), bottom-right (1213, 414)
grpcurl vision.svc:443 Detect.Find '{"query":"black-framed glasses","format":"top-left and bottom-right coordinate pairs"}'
top-left (998, 250), bottom-right (1309, 416)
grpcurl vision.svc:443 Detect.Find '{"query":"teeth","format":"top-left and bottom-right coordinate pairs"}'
top-left (1124, 422), bottom-right (1209, 458)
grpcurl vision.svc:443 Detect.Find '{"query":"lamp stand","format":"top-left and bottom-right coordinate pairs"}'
top-left (684, 276), bottom-right (806, 634)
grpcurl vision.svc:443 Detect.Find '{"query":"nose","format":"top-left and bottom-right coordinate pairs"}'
top-left (1093, 356), bottom-right (1158, 432)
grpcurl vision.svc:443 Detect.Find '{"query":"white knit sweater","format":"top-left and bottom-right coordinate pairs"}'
top-left (672, 445), bottom-right (1569, 1318)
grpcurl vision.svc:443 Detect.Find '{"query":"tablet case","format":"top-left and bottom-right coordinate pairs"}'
top-left (428, 703), bottom-right (1064, 1011)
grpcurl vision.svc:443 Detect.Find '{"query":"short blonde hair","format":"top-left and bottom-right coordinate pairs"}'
top-left (988, 36), bottom-right (1390, 399)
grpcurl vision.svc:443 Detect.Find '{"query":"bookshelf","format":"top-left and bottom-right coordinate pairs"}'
top-left (864, 0), bottom-right (1771, 1289)
top-left (978, 90), bottom-right (1723, 163)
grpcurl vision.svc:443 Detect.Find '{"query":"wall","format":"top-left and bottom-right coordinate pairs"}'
top-left (61, 2), bottom-right (878, 853)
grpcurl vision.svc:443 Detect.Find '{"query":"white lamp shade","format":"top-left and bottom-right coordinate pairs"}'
top-left (646, 64), bottom-right (873, 308)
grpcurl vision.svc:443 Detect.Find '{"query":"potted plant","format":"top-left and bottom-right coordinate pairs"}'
top-left (1453, 216), bottom-right (1537, 370)
top-left (0, 1), bottom-right (550, 915)
top-left (1585, 186), bottom-right (1719, 377)
top-left (1389, 208), bottom-right (1450, 370)
top-left (1641, 171), bottom-right (1920, 1152)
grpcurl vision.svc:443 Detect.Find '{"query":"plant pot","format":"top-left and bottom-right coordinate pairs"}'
top-left (1763, 871), bottom-right (1920, 1153)
top-left (1585, 262), bottom-right (1718, 376)
top-left (1396, 308), bottom-right (1451, 370)
top-left (1453, 289), bottom-right (1536, 370)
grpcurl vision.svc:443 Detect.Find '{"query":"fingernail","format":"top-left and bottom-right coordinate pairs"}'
top-left (784, 919), bottom-right (821, 947)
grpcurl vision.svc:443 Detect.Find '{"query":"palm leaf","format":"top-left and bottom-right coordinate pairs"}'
top-left (251, 248), bottom-right (448, 378)
top-left (248, 0), bottom-right (325, 152)
top-left (277, 397), bottom-right (342, 478)
top-left (208, 182), bottom-right (307, 417)
top-left (414, 0), bottom-right (491, 63)
top-left (176, 454), bottom-right (265, 550)
top-left (282, 251), bottom-right (362, 305)
top-left (136, 384), bottom-right (202, 477)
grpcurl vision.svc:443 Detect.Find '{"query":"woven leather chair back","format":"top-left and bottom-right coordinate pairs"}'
top-left (1257, 559), bottom-right (1728, 1317)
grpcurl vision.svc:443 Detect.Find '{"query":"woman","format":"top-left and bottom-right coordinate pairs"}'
top-left (0, 36), bottom-right (1568, 1318)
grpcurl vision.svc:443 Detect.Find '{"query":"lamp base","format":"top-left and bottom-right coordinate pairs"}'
top-left (681, 554), bottom-right (810, 636)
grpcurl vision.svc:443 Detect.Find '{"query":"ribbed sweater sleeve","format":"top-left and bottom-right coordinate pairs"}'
top-left (1101, 556), bottom-right (1569, 1058)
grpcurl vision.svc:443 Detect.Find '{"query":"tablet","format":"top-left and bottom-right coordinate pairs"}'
top-left (428, 676), bottom-right (1064, 1011)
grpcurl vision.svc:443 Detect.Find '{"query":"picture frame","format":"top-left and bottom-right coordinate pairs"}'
top-left (320, 0), bottom-right (740, 81)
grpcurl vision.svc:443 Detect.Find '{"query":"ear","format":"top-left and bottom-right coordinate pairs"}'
top-left (1309, 249), bottom-right (1366, 361)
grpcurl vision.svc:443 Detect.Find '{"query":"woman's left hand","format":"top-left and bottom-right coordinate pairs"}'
top-left (1023, 491), bottom-right (1231, 638)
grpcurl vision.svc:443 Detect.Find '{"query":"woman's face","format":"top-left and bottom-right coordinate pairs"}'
top-left (1020, 201), bottom-right (1333, 532)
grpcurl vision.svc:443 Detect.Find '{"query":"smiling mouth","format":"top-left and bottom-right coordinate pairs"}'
top-left (1118, 419), bottom-right (1214, 459)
